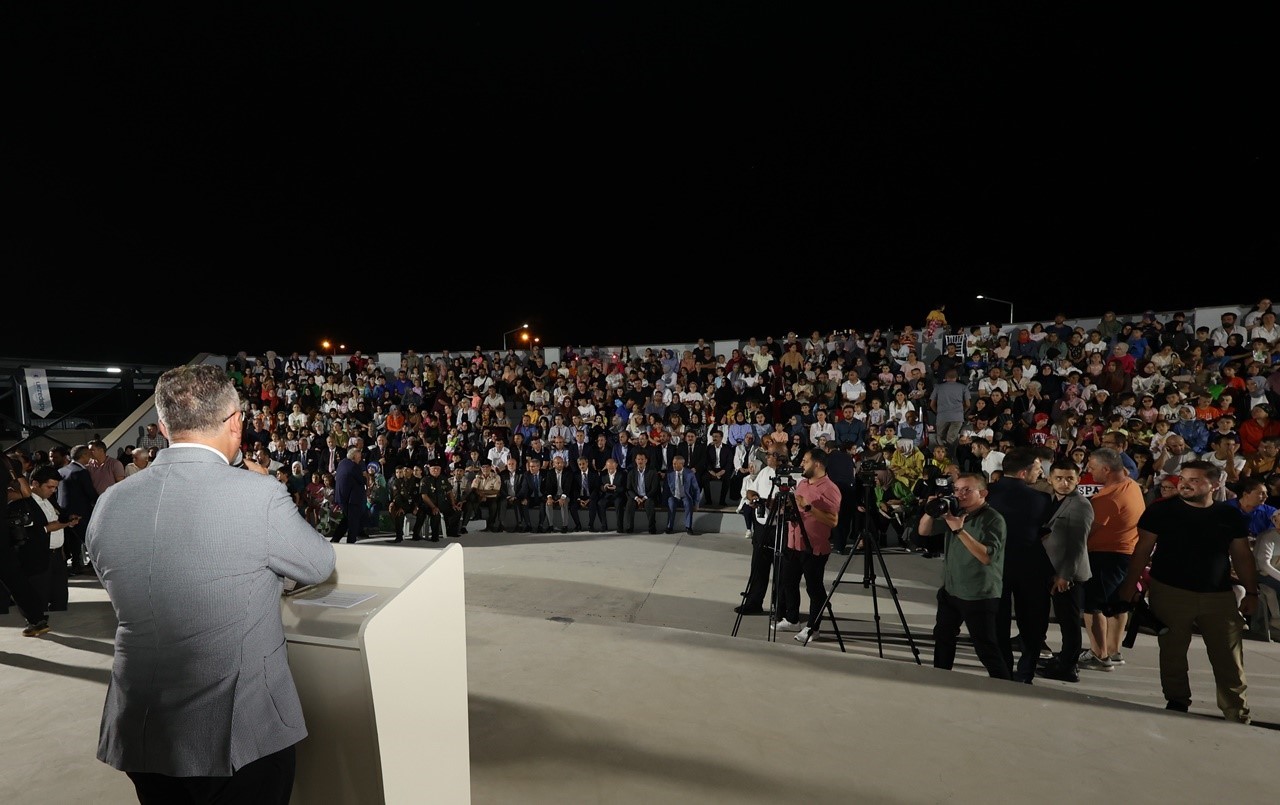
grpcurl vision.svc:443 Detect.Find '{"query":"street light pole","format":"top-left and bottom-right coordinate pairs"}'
top-left (975, 295), bottom-right (1014, 325)
top-left (503, 323), bottom-right (529, 352)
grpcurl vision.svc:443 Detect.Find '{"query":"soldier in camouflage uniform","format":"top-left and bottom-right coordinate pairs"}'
top-left (412, 461), bottom-right (449, 542)
top-left (388, 465), bottom-right (418, 543)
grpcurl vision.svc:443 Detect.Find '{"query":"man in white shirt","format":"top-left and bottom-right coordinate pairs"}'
top-left (487, 437), bottom-right (512, 469)
top-left (970, 437), bottom-right (1005, 481)
top-left (1250, 310), bottom-right (1280, 344)
top-left (977, 366), bottom-right (1010, 396)
top-left (840, 371), bottom-right (866, 407)
top-left (1210, 311), bottom-right (1242, 348)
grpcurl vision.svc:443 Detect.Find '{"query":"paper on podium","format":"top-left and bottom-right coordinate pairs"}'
top-left (292, 590), bottom-right (378, 609)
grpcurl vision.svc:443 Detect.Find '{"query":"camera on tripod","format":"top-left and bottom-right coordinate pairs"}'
top-left (757, 472), bottom-right (798, 518)
top-left (856, 458), bottom-right (887, 482)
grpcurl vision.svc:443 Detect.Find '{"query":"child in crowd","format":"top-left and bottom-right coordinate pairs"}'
top-left (867, 397), bottom-right (888, 428)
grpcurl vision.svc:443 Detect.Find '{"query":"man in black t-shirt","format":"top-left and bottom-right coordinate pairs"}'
top-left (1119, 460), bottom-right (1259, 724)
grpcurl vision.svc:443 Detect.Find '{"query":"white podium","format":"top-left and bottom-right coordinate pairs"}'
top-left (282, 543), bottom-right (470, 804)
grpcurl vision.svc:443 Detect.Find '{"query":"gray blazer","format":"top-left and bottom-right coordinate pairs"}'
top-left (1041, 491), bottom-right (1093, 583)
top-left (86, 446), bottom-right (336, 776)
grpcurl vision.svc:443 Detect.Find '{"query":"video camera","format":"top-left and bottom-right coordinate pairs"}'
top-left (856, 457), bottom-right (887, 482)
top-left (918, 469), bottom-right (957, 517)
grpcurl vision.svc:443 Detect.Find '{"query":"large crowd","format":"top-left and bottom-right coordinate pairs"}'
top-left (6, 298), bottom-right (1280, 724)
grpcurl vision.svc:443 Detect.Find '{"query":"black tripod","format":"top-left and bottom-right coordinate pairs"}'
top-left (804, 474), bottom-right (921, 662)
top-left (731, 476), bottom-right (790, 642)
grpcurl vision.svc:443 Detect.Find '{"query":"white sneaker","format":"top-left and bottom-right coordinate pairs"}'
top-left (1078, 652), bottom-right (1115, 672)
top-left (1108, 652), bottom-right (1125, 665)
top-left (795, 626), bottom-right (817, 643)
top-left (774, 619), bottom-right (801, 632)
top-left (745, 529), bottom-right (754, 539)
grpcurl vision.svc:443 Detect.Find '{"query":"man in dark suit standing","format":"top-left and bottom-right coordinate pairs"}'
top-left (705, 430), bottom-right (735, 506)
top-left (56, 443), bottom-right (98, 575)
top-left (624, 452), bottom-right (661, 534)
top-left (86, 364), bottom-right (335, 803)
top-left (332, 445), bottom-right (366, 544)
top-left (984, 446), bottom-right (1053, 683)
top-left (676, 431), bottom-right (709, 505)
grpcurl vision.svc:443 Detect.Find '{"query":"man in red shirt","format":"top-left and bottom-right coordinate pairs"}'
top-left (774, 448), bottom-right (843, 643)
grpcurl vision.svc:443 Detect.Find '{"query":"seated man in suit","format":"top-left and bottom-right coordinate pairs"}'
top-left (517, 456), bottom-right (551, 532)
top-left (664, 454), bottom-right (701, 535)
top-left (86, 364), bottom-right (336, 803)
top-left (705, 429), bottom-right (735, 506)
top-left (544, 455), bottom-right (581, 533)
top-left (623, 452), bottom-right (660, 534)
top-left (596, 457), bottom-right (626, 532)
top-left (574, 457), bottom-right (599, 531)
top-left (498, 456), bottom-right (528, 532)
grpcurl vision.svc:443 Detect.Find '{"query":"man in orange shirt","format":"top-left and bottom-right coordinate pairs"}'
top-left (1078, 447), bottom-right (1147, 672)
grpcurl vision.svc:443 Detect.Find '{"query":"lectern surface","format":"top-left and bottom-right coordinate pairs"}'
top-left (281, 582), bottom-right (399, 647)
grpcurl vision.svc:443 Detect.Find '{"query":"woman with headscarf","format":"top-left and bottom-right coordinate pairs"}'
top-left (888, 438), bottom-right (925, 489)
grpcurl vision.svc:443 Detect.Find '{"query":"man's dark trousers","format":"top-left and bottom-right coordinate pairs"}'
top-left (934, 587), bottom-right (1011, 679)
top-left (998, 557), bottom-right (1054, 682)
top-left (742, 519), bottom-right (776, 611)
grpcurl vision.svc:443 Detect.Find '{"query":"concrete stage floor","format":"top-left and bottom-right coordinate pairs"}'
top-left (3, 523), bottom-right (1277, 804)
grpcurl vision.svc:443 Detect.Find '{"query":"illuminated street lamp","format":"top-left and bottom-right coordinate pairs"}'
top-left (975, 295), bottom-right (1014, 325)
top-left (503, 323), bottom-right (529, 351)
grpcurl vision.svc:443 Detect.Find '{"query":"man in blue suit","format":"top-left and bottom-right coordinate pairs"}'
top-left (664, 454), bottom-right (701, 535)
top-left (332, 444), bottom-right (366, 544)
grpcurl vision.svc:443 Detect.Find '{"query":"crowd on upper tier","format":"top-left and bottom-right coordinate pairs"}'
top-left (198, 301), bottom-right (1276, 500)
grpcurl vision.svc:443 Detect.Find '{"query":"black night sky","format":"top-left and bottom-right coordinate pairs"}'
top-left (10, 3), bottom-right (1274, 366)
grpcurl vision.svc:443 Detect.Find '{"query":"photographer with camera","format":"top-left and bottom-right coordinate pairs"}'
top-left (775, 447), bottom-right (841, 643)
top-left (734, 451), bottom-right (784, 615)
top-left (918, 472), bottom-right (1011, 679)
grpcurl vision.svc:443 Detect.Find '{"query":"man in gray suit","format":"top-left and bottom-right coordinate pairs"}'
top-left (87, 364), bottom-right (336, 803)
top-left (1037, 458), bottom-right (1095, 683)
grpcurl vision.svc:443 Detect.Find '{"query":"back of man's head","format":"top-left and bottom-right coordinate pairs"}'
top-left (1000, 447), bottom-right (1039, 478)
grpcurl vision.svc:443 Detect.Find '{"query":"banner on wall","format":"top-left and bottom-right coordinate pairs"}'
top-left (24, 367), bottom-right (54, 417)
